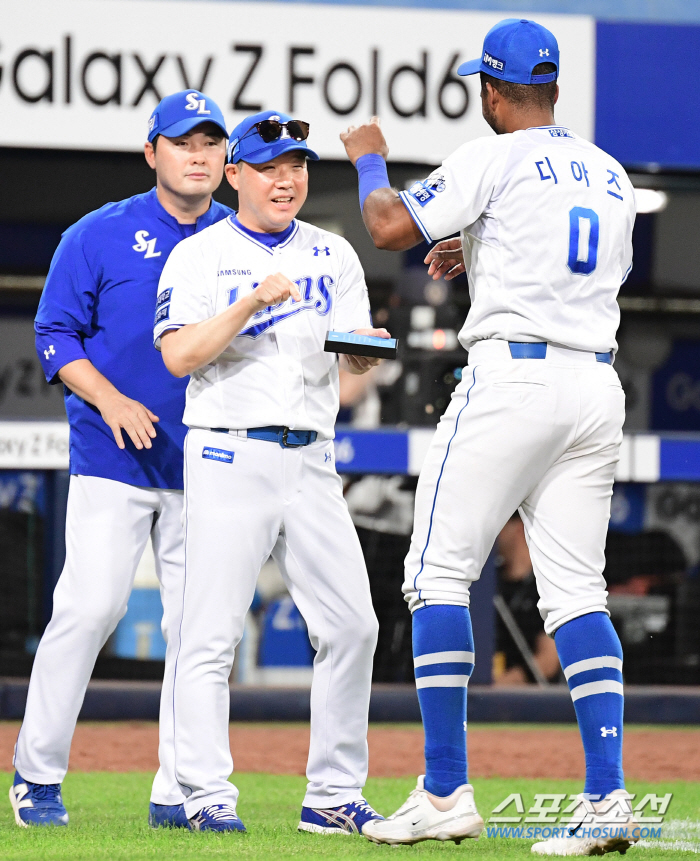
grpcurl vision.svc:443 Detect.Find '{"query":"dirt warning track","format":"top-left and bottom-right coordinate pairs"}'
top-left (1, 722), bottom-right (698, 781)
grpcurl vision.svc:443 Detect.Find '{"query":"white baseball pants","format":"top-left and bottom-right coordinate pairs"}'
top-left (174, 429), bottom-right (378, 818)
top-left (14, 475), bottom-right (185, 805)
top-left (404, 341), bottom-right (625, 635)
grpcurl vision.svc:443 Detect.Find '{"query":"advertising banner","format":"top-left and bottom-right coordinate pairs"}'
top-left (0, 319), bottom-right (66, 419)
top-left (0, 0), bottom-right (595, 162)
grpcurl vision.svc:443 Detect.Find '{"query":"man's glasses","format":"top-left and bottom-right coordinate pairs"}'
top-left (251, 119), bottom-right (310, 143)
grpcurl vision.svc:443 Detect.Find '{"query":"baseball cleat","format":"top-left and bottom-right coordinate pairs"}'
top-left (188, 803), bottom-right (246, 832)
top-left (9, 771), bottom-right (68, 827)
top-left (298, 798), bottom-right (384, 835)
top-left (531, 789), bottom-right (639, 856)
top-left (361, 775), bottom-right (484, 845)
top-left (149, 802), bottom-right (191, 829)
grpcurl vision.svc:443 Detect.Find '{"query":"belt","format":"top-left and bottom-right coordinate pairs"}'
top-left (508, 342), bottom-right (613, 364)
top-left (211, 426), bottom-right (318, 448)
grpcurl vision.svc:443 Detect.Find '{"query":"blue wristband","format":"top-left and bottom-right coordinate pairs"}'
top-left (356, 153), bottom-right (390, 210)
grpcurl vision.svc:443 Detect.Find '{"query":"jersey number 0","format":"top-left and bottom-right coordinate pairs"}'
top-left (567, 206), bottom-right (599, 276)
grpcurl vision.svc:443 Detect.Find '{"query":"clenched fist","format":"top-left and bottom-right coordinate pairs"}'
top-left (248, 272), bottom-right (302, 312)
top-left (340, 117), bottom-right (389, 166)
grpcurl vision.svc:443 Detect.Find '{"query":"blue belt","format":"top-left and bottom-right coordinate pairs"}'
top-left (508, 342), bottom-right (613, 364)
top-left (211, 426), bottom-right (318, 448)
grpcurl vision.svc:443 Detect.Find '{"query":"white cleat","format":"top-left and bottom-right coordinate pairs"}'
top-left (531, 789), bottom-right (639, 856)
top-left (362, 776), bottom-right (484, 846)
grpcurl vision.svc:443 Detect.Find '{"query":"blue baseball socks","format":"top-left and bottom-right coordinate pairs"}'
top-left (554, 612), bottom-right (625, 799)
top-left (412, 605), bottom-right (474, 797)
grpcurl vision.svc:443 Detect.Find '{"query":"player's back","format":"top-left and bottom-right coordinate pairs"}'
top-left (427, 127), bottom-right (635, 354)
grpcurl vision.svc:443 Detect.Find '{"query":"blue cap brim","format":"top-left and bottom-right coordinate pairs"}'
top-left (235, 138), bottom-right (320, 164)
top-left (457, 58), bottom-right (483, 77)
top-left (151, 116), bottom-right (228, 142)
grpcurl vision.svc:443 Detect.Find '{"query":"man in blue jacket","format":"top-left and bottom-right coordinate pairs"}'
top-left (9, 90), bottom-right (231, 829)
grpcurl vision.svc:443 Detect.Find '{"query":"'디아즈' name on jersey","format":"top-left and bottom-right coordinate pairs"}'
top-left (202, 447), bottom-right (234, 463)
top-left (534, 156), bottom-right (624, 203)
top-left (237, 274), bottom-right (334, 338)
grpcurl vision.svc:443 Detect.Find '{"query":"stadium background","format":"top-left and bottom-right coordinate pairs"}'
top-left (1, 0), bottom-right (700, 856)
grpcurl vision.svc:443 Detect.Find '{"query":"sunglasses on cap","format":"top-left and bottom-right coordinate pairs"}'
top-left (249, 119), bottom-right (310, 143)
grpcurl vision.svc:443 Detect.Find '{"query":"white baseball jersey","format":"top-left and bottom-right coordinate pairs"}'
top-left (154, 217), bottom-right (371, 438)
top-left (154, 216), bottom-right (378, 814)
top-left (400, 126), bottom-right (635, 354)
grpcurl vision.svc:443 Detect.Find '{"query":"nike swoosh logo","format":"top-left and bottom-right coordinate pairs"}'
top-left (568, 819), bottom-right (585, 837)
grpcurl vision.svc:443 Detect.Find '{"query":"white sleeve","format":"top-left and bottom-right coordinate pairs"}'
top-left (153, 239), bottom-right (213, 349)
top-left (330, 237), bottom-right (372, 332)
top-left (620, 180), bottom-right (636, 285)
top-left (398, 136), bottom-right (505, 241)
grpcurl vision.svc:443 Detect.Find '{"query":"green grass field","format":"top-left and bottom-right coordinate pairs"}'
top-left (0, 773), bottom-right (698, 860)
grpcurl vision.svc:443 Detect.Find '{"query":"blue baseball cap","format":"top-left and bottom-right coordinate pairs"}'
top-left (147, 90), bottom-right (227, 142)
top-left (228, 110), bottom-right (320, 164)
top-left (458, 18), bottom-right (559, 84)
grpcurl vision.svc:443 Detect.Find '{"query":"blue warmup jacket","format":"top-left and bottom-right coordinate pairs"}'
top-left (35, 188), bottom-right (232, 489)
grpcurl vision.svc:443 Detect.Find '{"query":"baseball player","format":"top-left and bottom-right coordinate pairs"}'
top-left (154, 110), bottom-right (386, 834)
top-left (342, 19), bottom-right (637, 856)
top-left (10, 91), bottom-right (230, 829)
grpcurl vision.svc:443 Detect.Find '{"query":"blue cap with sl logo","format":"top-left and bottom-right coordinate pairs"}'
top-left (228, 110), bottom-right (320, 164)
top-left (457, 18), bottom-right (559, 84)
top-left (147, 90), bottom-right (228, 142)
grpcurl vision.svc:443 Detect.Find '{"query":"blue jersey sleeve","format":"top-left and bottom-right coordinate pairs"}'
top-left (35, 223), bottom-right (99, 384)
top-left (35, 322), bottom-right (88, 384)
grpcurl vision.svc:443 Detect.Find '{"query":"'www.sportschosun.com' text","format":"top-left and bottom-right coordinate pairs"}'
top-left (485, 826), bottom-right (662, 840)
